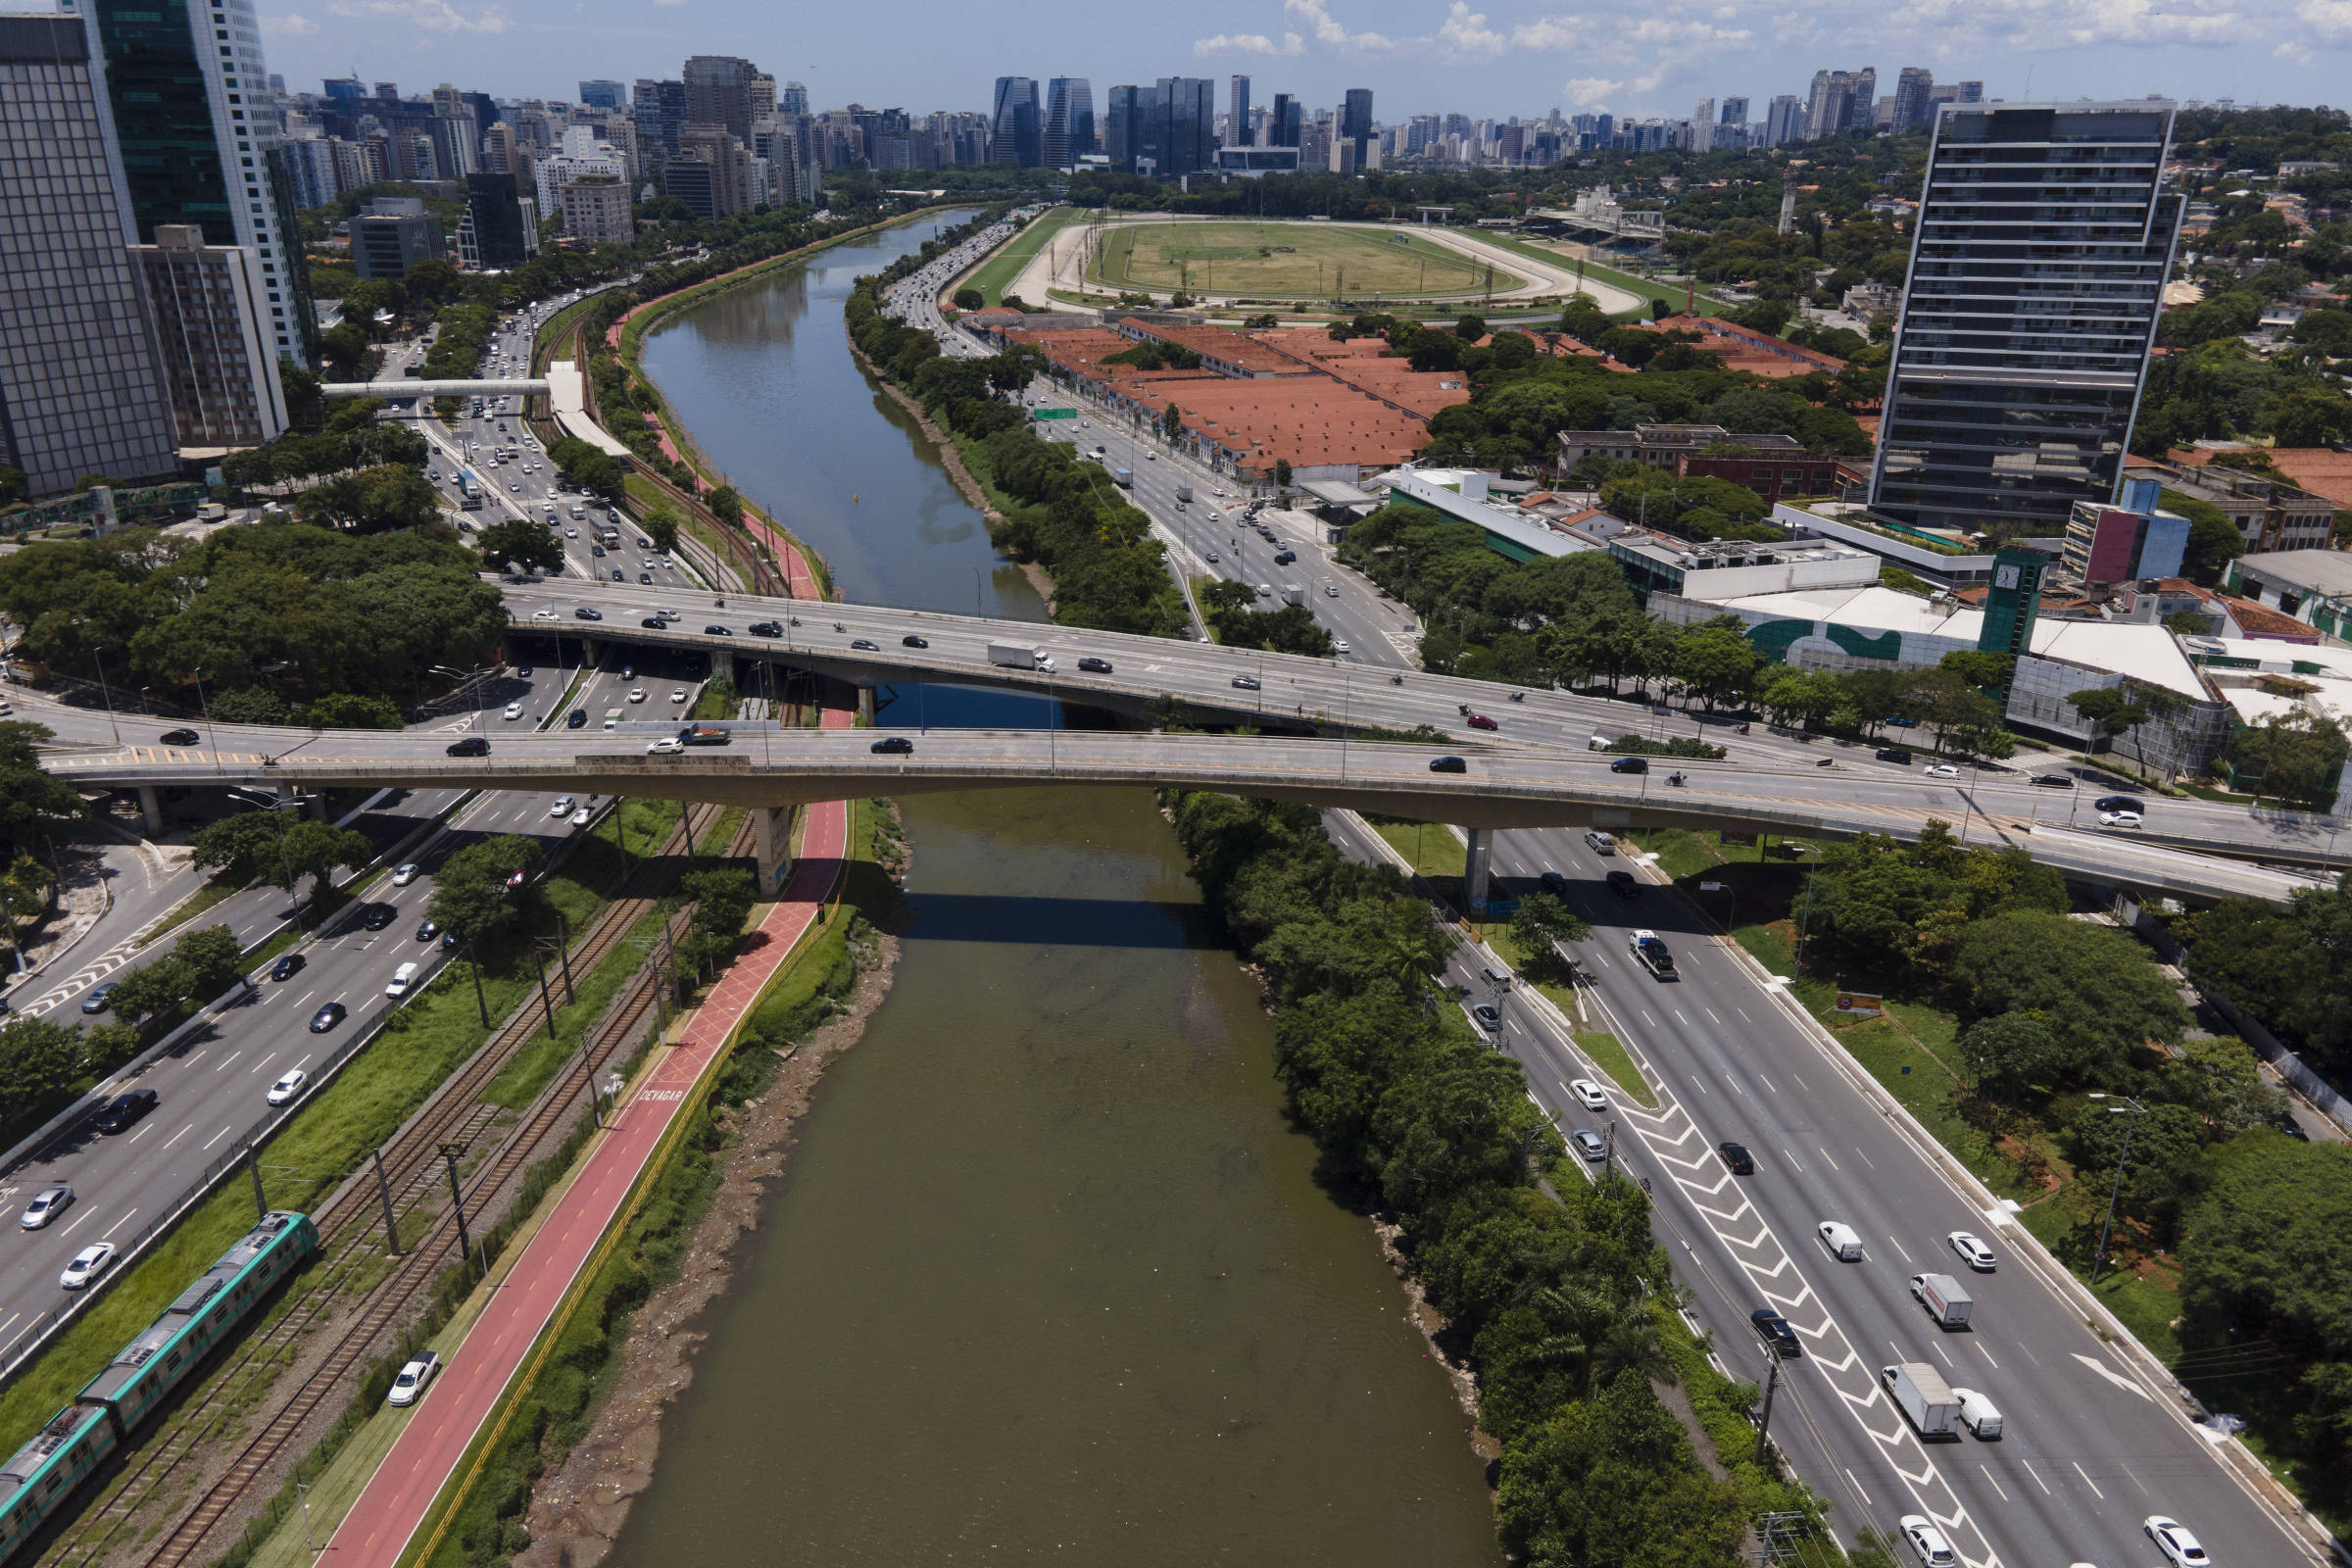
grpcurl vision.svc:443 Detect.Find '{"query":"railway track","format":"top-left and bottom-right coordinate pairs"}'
top-left (38, 801), bottom-right (744, 1568)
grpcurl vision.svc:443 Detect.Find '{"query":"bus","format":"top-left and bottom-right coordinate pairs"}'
top-left (457, 470), bottom-right (484, 511)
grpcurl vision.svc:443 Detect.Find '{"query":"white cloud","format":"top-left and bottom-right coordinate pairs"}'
top-left (325, 0), bottom-right (509, 28)
top-left (1435, 1), bottom-right (1507, 59)
top-left (261, 10), bottom-right (318, 32)
top-left (1194, 28), bottom-right (1303, 53)
top-left (2297, 0), bottom-right (2352, 37)
top-left (1282, 0), bottom-right (1398, 50)
top-left (1562, 75), bottom-right (1622, 111)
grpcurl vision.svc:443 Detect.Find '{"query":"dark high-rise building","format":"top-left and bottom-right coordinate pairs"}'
top-left (1890, 67), bottom-right (1935, 133)
top-left (1104, 83), bottom-right (1157, 173)
top-left (0, 13), bottom-right (179, 495)
top-left (1042, 76), bottom-right (1094, 168)
top-left (633, 77), bottom-right (686, 160)
top-left (992, 75), bottom-right (1041, 166)
top-left (683, 55), bottom-right (759, 143)
top-left (1269, 92), bottom-right (1301, 148)
top-left (1228, 74), bottom-right (1250, 146)
top-left (1869, 102), bottom-right (2183, 534)
top-left (466, 172), bottom-right (530, 269)
top-left (1341, 87), bottom-right (1373, 169)
top-left (578, 78), bottom-right (624, 110)
top-left (1155, 75), bottom-right (1213, 176)
top-left (64, 0), bottom-right (314, 368)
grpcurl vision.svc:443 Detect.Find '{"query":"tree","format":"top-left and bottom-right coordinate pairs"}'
top-left (0, 466), bottom-right (28, 504)
top-left (2231, 710), bottom-right (2349, 807)
top-left (302, 692), bottom-right (403, 729)
top-left (1671, 618), bottom-right (1761, 711)
top-left (1945, 909), bottom-right (2185, 1079)
top-left (0, 722), bottom-right (87, 866)
top-left (172, 923), bottom-right (249, 999)
top-left (952, 286), bottom-right (984, 310)
top-left (1272, 459), bottom-right (1293, 489)
top-left (707, 485), bottom-right (744, 529)
top-left (640, 502), bottom-right (683, 558)
top-left (1955, 1010), bottom-right (2062, 1102)
top-left (427, 833), bottom-right (545, 946)
top-left (477, 517), bottom-right (564, 573)
top-left (190, 810), bottom-right (291, 885)
top-left (0, 1018), bottom-right (85, 1124)
top-left (1453, 313), bottom-right (1488, 341)
top-left (1496, 1370), bottom-right (1745, 1568)
top-left (1160, 402), bottom-right (1183, 442)
top-left (103, 955), bottom-right (189, 1028)
top-left (1508, 895), bottom-right (1590, 983)
top-left (276, 818), bottom-right (373, 903)
top-left (679, 864), bottom-right (757, 972)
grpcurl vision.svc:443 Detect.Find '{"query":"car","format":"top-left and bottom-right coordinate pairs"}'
top-left (1951, 1386), bottom-right (2003, 1438)
top-left (515, 665), bottom-right (533, 679)
top-left (2144, 1515), bottom-right (2209, 1567)
top-left (613, 569), bottom-right (626, 582)
top-left (549, 796), bottom-right (576, 817)
top-left (447, 735), bottom-right (489, 757)
top-left (1539, 870), bottom-right (1569, 895)
top-left (387, 1351), bottom-right (441, 1407)
top-left (1923, 763), bottom-right (1961, 778)
top-left (1751, 1308), bottom-right (1801, 1358)
top-left (91, 1088), bottom-right (159, 1134)
top-left (1816, 1221), bottom-right (1864, 1259)
top-left (1272, 549), bottom-right (1296, 564)
top-left (270, 953), bottom-right (306, 982)
top-left (504, 865), bottom-right (529, 891)
top-left (1899, 1515), bottom-right (1957, 1567)
top-left (1471, 1004), bottom-right (1501, 1030)
top-left (871, 736), bottom-right (914, 755)
top-left (1606, 870), bottom-right (1643, 899)
top-left (569, 808), bottom-right (591, 827)
top-left (566, 709), bottom-right (588, 729)
top-left (573, 607), bottom-right (603, 621)
top-left (628, 687), bottom-right (647, 704)
top-left (159, 727), bottom-right (200, 746)
top-left (60, 1242), bottom-right (117, 1291)
top-left (655, 608), bottom-right (681, 621)
top-left (1462, 711), bottom-right (1497, 731)
top-left (532, 609), bottom-right (560, 621)
top-left (1253, 583), bottom-right (1273, 598)
top-left (2031, 772), bottom-right (2074, 788)
top-left (1231, 675), bottom-right (1261, 691)
top-left (1429, 756), bottom-right (1468, 773)
top-left (1569, 1079), bottom-right (1608, 1111)
top-left (20, 1186), bottom-right (73, 1230)
top-left (1583, 829), bottom-right (1616, 855)
top-left (620, 664), bottom-right (634, 679)
top-left (1331, 640), bottom-right (1350, 655)
top-left (704, 624), bottom-right (732, 636)
top-left (80, 983), bottom-right (118, 1015)
top-left (591, 545), bottom-right (606, 558)
top-left (362, 903), bottom-right (398, 931)
top-left (641, 615), bottom-right (665, 628)
top-left (1718, 1141), bottom-right (1755, 1174)
top-left (902, 634), bottom-right (929, 649)
top-left (669, 688), bottom-right (688, 704)
top-left (393, 862), bottom-right (421, 886)
top-left (748, 621), bottom-right (782, 637)
top-left (1204, 551), bottom-right (1220, 563)
top-left (416, 918), bottom-right (439, 942)
top-left (1077, 657), bottom-right (1113, 673)
top-left (1570, 1129), bottom-right (1607, 1161)
top-left (1608, 755), bottom-right (1648, 774)
top-left (1947, 1231), bottom-right (1996, 1271)
top-left (851, 639), bottom-right (880, 652)
top-left (1875, 747), bottom-right (1914, 764)
top-left (1325, 584), bottom-right (1340, 597)
top-left (267, 1067), bottom-right (308, 1103)
top-left (647, 737), bottom-right (685, 755)
top-left (2096, 794), bottom-right (2148, 814)
top-left (638, 572), bottom-right (655, 585)
top-left (2099, 809), bottom-right (2144, 829)
top-left (503, 702), bottom-right (523, 720)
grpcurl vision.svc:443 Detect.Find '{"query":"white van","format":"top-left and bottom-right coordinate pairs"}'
top-left (385, 961), bottom-right (420, 999)
top-left (1952, 1387), bottom-right (2004, 1439)
top-left (602, 708), bottom-right (622, 731)
top-left (1816, 1221), bottom-right (1864, 1261)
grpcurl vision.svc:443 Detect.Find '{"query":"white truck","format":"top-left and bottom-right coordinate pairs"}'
top-left (1881, 1362), bottom-right (1962, 1439)
top-left (1280, 583), bottom-right (1305, 607)
top-left (1909, 1272), bottom-right (1975, 1328)
top-left (1175, 481), bottom-right (1193, 504)
top-left (987, 639), bottom-right (1054, 673)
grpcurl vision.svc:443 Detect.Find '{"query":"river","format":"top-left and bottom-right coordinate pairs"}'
top-left (614, 212), bottom-right (1501, 1565)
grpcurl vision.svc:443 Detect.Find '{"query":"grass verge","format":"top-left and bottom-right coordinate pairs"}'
top-left (1572, 1031), bottom-right (1657, 1108)
top-left (962, 206), bottom-right (1088, 306)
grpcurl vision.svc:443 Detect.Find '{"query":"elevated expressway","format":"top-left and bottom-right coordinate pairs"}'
top-left (40, 723), bottom-right (2331, 906)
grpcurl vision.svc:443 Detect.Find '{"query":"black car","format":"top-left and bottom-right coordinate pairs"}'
top-left (160, 728), bottom-right (200, 746)
top-left (309, 1001), bottom-right (348, 1033)
top-left (851, 639), bottom-right (880, 652)
top-left (2094, 794), bottom-right (2146, 813)
top-left (638, 572), bottom-right (654, 585)
top-left (1875, 747), bottom-right (1914, 764)
top-left (612, 568), bottom-right (625, 581)
top-left (1718, 1141), bottom-right (1755, 1175)
top-left (902, 634), bottom-right (929, 649)
top-left (1077, 657), bottom-right (1112, 673)
top-left (641, 616), bottom-right (666, 628)
top-left (748, 621), bottom-right (783, 637)
top-left (446, 735), bottom-right (489, 757)
top-left (79, 984), bottom-right (118, 1015)
top-left (361, 903), bottom-right (398, 932)
top-left (1429, 756), bottom-right (1467, 773)
top-left (573, 607), bottom-right (604, 621)
top-left (566, 709), bottom-right (588, 729)
top-left (704, 624), bottom-right (732, 636)
top-left (1273, 550), bottom-right (1297, 564)
top-left (1540, 870), bottom-right (1569, 895)
top-left (1751, 1307), bottom-right (1801, 1358)
top-left (870, 736), bottom-right (914, 755)
top-left (91, 1089), bottom-right (159, 1135)
top-left (1232, 674), bottom-right (1261, 691)
top-left (416, 919), bottom-right (439, 942)
top-left (2030, 773), bottom-right (2075, 789)
top-left (1605, 870), bottom-right (1640, 899)
top-left (1608, 756), bottom-right (1648, 774)
top-left (270, 953), bottom-right (306, 982)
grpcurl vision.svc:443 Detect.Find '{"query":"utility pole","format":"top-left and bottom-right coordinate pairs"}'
top-left (553, 911), bottom-right (574, 1002)
top-left (372, 1151), bottom-right (402, 1255)
top-left (464, 936), bottom-right (489, 1027)
top-left (1602, 1119), bottom-right (1617, 1179)
top-left (245, 1140), bottom-right (266, 1219)
top-left (438, 1142), bottom-right (474, 1274)
top-left (1752, 1350), bottom-right (1783, 1467)
top-left (532, 942), bottom-right (558, 1040)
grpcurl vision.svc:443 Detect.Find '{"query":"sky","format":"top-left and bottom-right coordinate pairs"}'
top-left (257, 0), bottom-right (2349, 122)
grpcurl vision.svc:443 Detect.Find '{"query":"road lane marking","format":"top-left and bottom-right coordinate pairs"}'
top-left (1816, 1145), bottom-right (1840, 1171)
top-left (56, 1208), bottom-right (93, 1239)
top-left (1735, 1004), bottom-right (1750, 1022)
top-left (2069, 1351), bottom-right (2153, 1401)
top-left (1933, 1342), bottom-right (1952, 1367)
top-left (1842, 1468), bottom-right (1874, 1507)
top-left (1789, 1071), bottom-right (1810, 1091)
top-left (1977, 1463), bottom-right (2008, 1501)
top-left (1704, 1005), bottom-right (1721, 1024)
top-left (100, 1208), bottom-right (137, 1240)
top-left (202, 1124), bottom-right (233, 1151)
top-left (2071, 1460), bottom-right (2103, 1498)
top-left (2020, 1457), bottom-right (2052, 1495)
top-left (251, 1052), bottom-right (278, 1074)
top-left (215, 1050), bottom-right (241, 1071)
top-left (1782, 1148), bottom-right (1803, 1172)
top-left (1855, 1147), bottom-right (1876, 1169)
top-left (162, 1123), bottom-right (191, 1151)
top-left (1756, 1071), bottom-right (1778, 1094)
top-left (127, 1122), bottom-right (153, 1143)
top-left (1976, 1343), bottom-right (1997, 1368)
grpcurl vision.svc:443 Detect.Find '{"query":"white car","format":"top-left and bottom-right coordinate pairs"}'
top-left (531, 609), bottom-right (560, 621)
top-left (669, 688), bottom-right (688, 703)
top-left (503, 702), bottom-right (523, 720)
top-left (1923, 763), bottom-right (1961, 778)
top-left (1899, 1515), bottom-right (1956, 1567)
top-left (20, 1185), bottom-right (73, 1230)
top-left (60, 1242), bottom-right (117, 1291)
top-left (1569, 1078), bottom-right (1608, 1111)
top-left (1331, 639), bottom-right (1350, 655)
top-left (2099, 809), bottom-right (2144, 828)
top-left (1947, 1230), bottom-right (1996, 1271)
top-left (646, 736), bottom-right (685, 755)
top-left (569, 808), bottom-right (592, 827)
top-left (387, 1351), bottom-right (441, 1407)
top-left (392, 863), bottom-right (420, 886)
top-left (267, 1068), bottom-right (308, 1105)
top-left (628, 687), bottom-right (647, 704)
top-left (549, 796), bottom-right (575, 818)
top-left (2144, 1516), bottom-right (2209, 1567)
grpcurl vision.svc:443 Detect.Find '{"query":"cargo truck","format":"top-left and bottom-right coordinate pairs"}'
top-left (680, 724), bottom-right (731, 747)
top-left (1629, 929), bottom-right (1679, 980)
top-left (1175, 481), bottom-right (1193, 503)
top-left (1908, 1273), bottom-right (1974, 1328)
top-left (988, 640), bottom-right (1054, 672)
top-left (1880, 1362), bottom-right (1962, 1440)
top-left (1111, 466), bottom-right (1133, 487)
top-left (1280, 583), bottom-right (1304, 607)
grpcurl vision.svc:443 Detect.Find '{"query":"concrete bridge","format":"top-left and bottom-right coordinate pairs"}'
top-left (319, 379), bottom-right (551, 399)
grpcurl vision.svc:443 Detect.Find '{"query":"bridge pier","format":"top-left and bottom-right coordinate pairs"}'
top-left (856, 685), bottom-right (875, 725)
top-left (136, 786), bottom-right (164, 835)
top-left (1463, 827), bottom-right (1493, 915)
top-left (753, 806), bottom-right (793, 897)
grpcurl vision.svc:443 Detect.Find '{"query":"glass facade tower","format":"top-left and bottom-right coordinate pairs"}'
top-left (1869, 102), bottom-right (2181, 535)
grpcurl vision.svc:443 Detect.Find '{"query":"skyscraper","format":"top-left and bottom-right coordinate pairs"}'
top-left (780, 79), bottom-right (809, 118)
top-left (1270, 92), bottom-right (1301, 149)
top-left (578, 79), bottom-right (624, 110)
top-left (633, 78), bottom-right (685, 161)
top-left (1764, 94), bottom-right (1802, 146)
top-left (63, 0), bottom-right (314, 368)
top-left (0, 13), bottom-right (179, 494)
top-left (130, 225), bottom-right (288, 449)
top-left (1155, 76), bottom-right (1214, 176)
top-left (1229, 74), bottom-right (1250, 146)
top-left (465, 172), bottom-right (532, 269)
top-left (1341, 87), bottom-right (1373, 169)
top-left (1691, 97), bottom-right (1715, 152)
top-left (683, 55), bottom-right (759, 143)
top-left (1891, 67), bottom-right (1935, 133)
top-left (1869, 102), bottom-right (2183, 534)
top-left (1042, 76), bottom-right (1094, 169)
top-left (1104, 83), bottom-right (1157, 173)
top-left (991, 75), bottom-right (1040, 167)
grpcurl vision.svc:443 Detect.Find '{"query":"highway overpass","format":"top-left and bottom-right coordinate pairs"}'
top-left (320, 379), bottom-right (551, 398)
top-left (40, 724), bottom-right (2330, 906)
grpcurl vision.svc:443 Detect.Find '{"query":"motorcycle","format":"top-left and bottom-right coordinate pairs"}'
top-left (1737, 721), bottom-right (1750, 734)
top-left (1667, 771), bottom-right (1688, 787)
top-left (1458, 703), bottom-right (1472, 716)
top-left (1508, 691), bottom-right (1525, 704)
top-left (1390, 674), bottom-right (1403, 686)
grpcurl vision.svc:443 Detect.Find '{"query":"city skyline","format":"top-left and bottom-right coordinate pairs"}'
top-left (225, 0), bottom-right (2344, 122)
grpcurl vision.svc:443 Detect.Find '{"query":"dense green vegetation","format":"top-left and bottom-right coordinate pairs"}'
top-left (1168, 790), bottom-right (1821, 1566)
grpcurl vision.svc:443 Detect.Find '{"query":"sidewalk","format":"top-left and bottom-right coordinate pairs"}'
top-left (321, 760), bottom-right (851, 1568)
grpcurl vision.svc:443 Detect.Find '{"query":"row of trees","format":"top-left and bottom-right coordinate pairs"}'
top-left (217, 398), bottom-right (427, 497)
top-left (1167, 791), bottom-right (1783, 1566)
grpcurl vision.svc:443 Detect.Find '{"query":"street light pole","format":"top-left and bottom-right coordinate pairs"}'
top-left (87, 640), bottom-right (122, 746)
top-left (2087, 1093), bottom-right (2147, 1285)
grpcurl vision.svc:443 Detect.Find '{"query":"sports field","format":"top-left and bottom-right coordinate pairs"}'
top-left (1090, 220), bottom-right (1522, 300)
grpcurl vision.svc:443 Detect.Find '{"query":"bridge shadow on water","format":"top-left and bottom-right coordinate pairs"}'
top-left (899, 892), bottom-right (1220, 950)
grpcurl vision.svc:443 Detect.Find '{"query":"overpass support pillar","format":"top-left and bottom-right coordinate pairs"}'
top-left (1463, 827), bottom-right (1493, 916)
top-left (753, 806), bottom-right (794, 897)
top-left (136, 786), bottom-right (164, 835)
top-left (857, 685), bottom-right (875, 725)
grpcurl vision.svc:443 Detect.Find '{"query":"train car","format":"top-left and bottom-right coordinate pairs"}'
top-left (0, 1407), bottom-right (117, 1562)
top-left (75, 1211), bottom-right (317, 1433)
